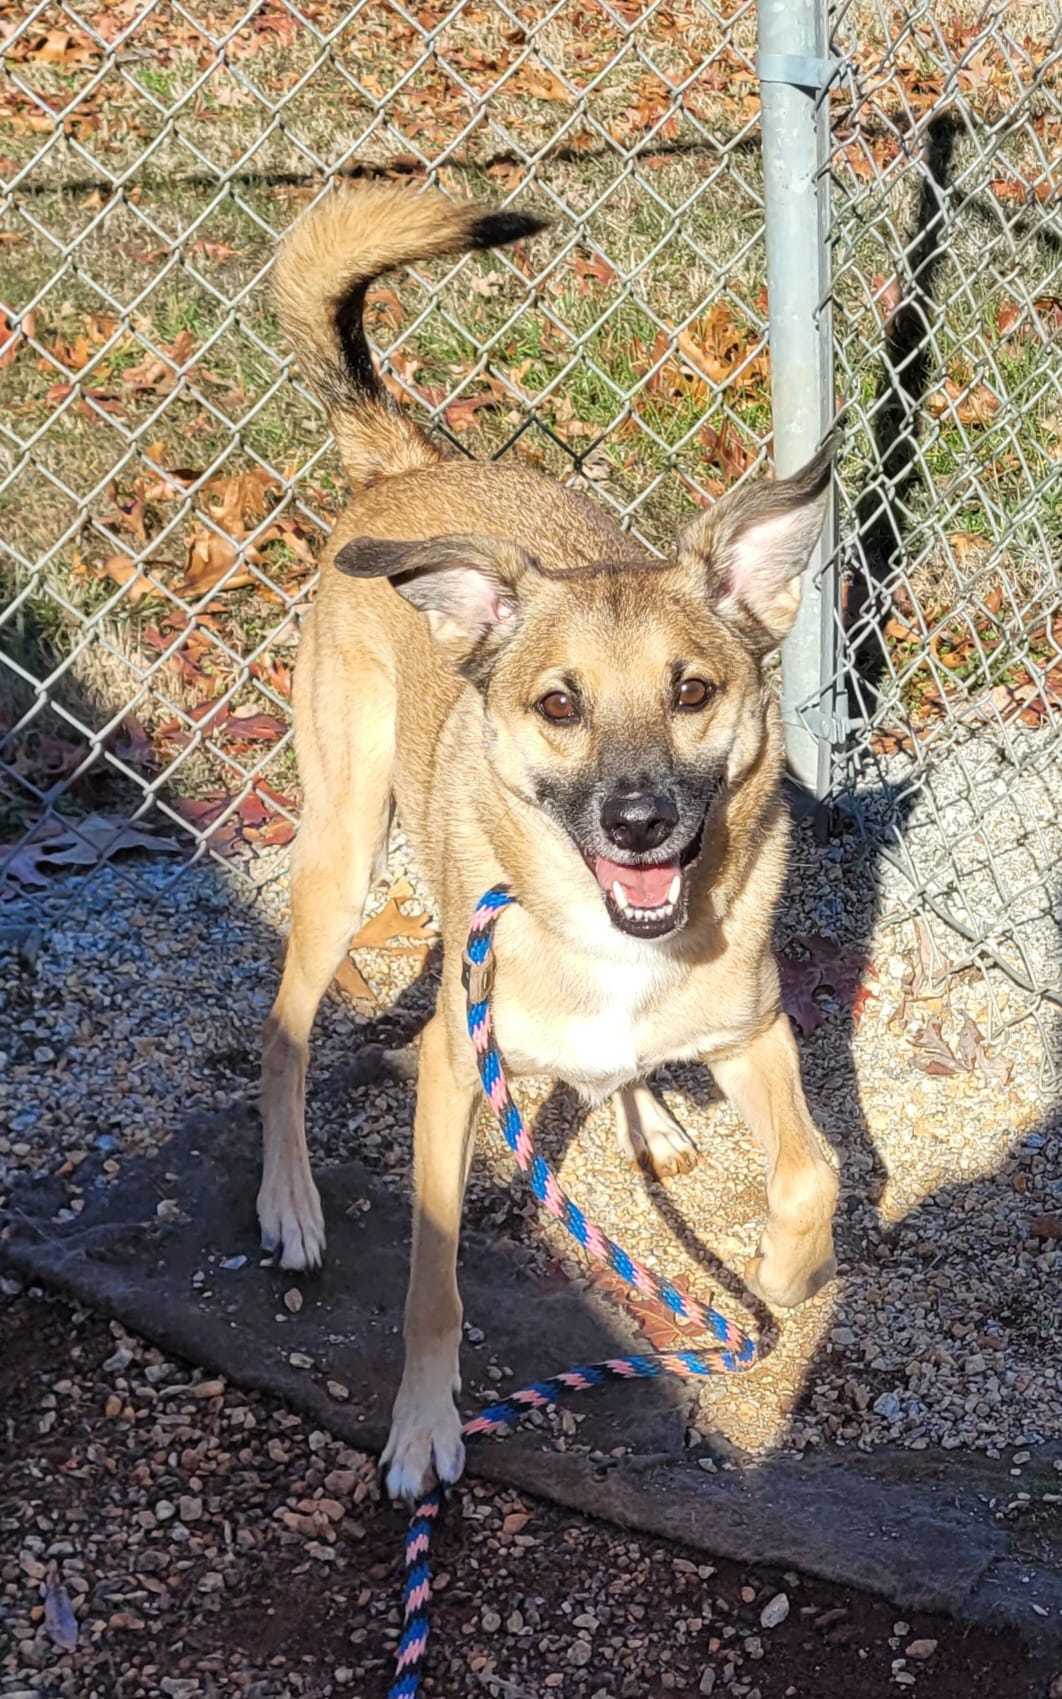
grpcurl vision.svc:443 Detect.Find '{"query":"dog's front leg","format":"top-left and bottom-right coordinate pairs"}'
top-left (711, 1013), bottom-right (838, 1309)
top-left (383, 1007), bottom-right (478, 1501)
top-left (613, 1081), bottom-right (699, 1177)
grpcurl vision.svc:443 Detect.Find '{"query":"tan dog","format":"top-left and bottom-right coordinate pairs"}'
top-left (260, 185), bottom-right (839, 1501)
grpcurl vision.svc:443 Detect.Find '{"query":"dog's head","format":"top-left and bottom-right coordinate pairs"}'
top-left (335, 440), bottom-right (833, 941)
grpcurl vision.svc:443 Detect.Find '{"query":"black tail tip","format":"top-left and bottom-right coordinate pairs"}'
top-left (469, 209), bottom-right (551, 250)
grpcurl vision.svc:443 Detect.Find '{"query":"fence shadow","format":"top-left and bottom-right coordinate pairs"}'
top-left (0, 593), bottom-right (185, 851)
top-left (844, 111), bottom-right (959, 703)
top-left (841, 104), bottom-right (1061, 715)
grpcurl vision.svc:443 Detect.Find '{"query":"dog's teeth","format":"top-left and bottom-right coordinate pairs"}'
top-left (609, 878), bottom-right (684, 924)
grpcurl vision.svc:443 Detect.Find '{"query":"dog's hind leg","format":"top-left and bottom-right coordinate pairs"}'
top-left (613, 1081), bottom-right (699, 1178)
top-left (258, 654), bottom-right (395, 1271)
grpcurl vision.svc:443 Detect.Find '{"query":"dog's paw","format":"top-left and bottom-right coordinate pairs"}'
top-left (614, 1089), bottom-right (699, 1179)
top-left (257, 1165), bottom-right (325, 1271)
top-left (745, 1245), bottom-right (836, 1310)
top-left (382, 1382), bottom-right (465, 1503)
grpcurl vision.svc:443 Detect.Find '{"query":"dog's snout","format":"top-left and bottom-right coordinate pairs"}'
top-left (600, 789), bottom-right (679, 854)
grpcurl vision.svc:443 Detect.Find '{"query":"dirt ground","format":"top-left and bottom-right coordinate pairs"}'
top-left (1, 1288), bottom-right (1059, 1699)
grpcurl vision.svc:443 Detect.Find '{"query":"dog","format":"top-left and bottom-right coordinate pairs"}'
top-left (259, 183), bottom-right (840, 1502)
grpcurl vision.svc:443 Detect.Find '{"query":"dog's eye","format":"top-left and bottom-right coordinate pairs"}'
top-left (676, 677), bottom-right (714, 711)
top-left (538, 690), bottom-right (579, 723)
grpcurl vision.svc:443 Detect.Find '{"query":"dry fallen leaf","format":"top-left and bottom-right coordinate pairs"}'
top-left (926, 378), bottom-right (1001, 427)
top-left (97, 554), bottom-right (156, 604)
top-left (583, 1259), bottom-right (696, 1351)
top-left (871, 272), bottom-right (903, 319)
top-left (180, 530), bottom-right (255, 597)
top-left (444, 390), bottom-right (503, 434)
top-left (366, 283), bottom-right (404, 329)
top-left (27, 26), bottom-right (95, 68)
top-left (352, 889), bottom-right (437, 951)
top-left (246, 517), bottom-right (316, 573)
top-left (74, 386), bottom-right (128, 419)
top-left (1033, 295), bottom-right (1062, 334)
top-left (989, 176), bottom-right (1052, 206)
top-left (190, 238), bottom-right (237, 263)
top-left (251, 656), bottom-right (293, 699)
top-left (111, 714), bottom-right (153, 769)
top-left (105, 490), bottom-right (149, 544)
top-left (121, 350), bottom-right (174, 395)
top-left (254, 816), bottom-right (296, 847)
top-left (0, 310), bottom-right (26, 368)
top-left (681, 304), bottom-right (768, 393)
top-left (43, 317), bottom-right (104, 372)
top-left (333, 956), bottom-right (376, 1007)
top-left (379, 347), bottom-right (446, 410)
top-left (932, 631), bottom-right (972, 670)
top-left (2, 814), bottom-right (180, 891)
top-left (955, 1013), bottom-right (982, 1073)
top-left (208, 468), bottom-right (278, 539)
top-left (516, 64), bottom-right (571, 102)
top-left (780, 936), bottom-right (875, 1036)
top-left (870, 727), bottom-right (916, 757)
top-left (778, 955), bottom-right (826, 1037)
top-left (573, 252), bottom-right (617, 293)
top-left (909, 1018), bottom-right (958, 1077)
top-left (996, 300), bottom-right (1024, 338)
top-left (990, 679), bottom-right (1039, 723)
top-left (172, 795), bottom-right (243, 856)
top-left (947, 531), bottom-right (989, 564)
top-left (698, 420), bottom-right (753, 483)
top-left (1029, 1215), bottom-right (1062, 1241)
top-left (218, 710), bottom-right (287, 745)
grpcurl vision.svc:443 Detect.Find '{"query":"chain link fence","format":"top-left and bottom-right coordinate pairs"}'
top-left (821, 1), bottom-right (1061, 1040)
top-left (0, 2), bottom-right (1059, 1036)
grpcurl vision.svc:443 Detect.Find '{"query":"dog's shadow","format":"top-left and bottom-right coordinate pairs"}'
top-left (530, 1072), bottom-right (778, 1347)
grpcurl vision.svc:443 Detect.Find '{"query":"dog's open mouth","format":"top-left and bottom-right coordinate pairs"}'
top-left (583, 819), bottom-right (705, 940)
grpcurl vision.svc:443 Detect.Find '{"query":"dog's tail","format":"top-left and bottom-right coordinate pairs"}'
top-left (274, 184), bottom-right (548, 486)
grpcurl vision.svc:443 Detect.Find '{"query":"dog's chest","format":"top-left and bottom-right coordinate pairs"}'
top-left (490, 942), bottom-right (719, 1101)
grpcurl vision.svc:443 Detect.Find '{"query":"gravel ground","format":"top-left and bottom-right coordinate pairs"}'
top-left (849, 722), bottom-right (1062, 1023)
top-left (1, 807), bottom-right (1059, 1466)
top-left (3, 1286), bottom-right (1059, 1699)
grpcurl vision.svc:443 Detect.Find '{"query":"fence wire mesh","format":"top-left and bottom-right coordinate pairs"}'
top-left (822, 1), bottom-right (1061, 1040)
top-left (0, 2), bottom-right (1059, 1042)
top-left (0, 0), bottom-right (775, 902)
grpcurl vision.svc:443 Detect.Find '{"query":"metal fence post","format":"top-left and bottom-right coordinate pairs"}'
top-left (757, 0), bottom-right (841, 801)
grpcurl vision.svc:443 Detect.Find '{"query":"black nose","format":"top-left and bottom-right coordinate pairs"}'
top-left (600, 789), bottom-right (679, 854)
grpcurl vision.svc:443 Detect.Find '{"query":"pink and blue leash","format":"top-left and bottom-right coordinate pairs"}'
top-left (387, 884), bottom-right (758, 1697)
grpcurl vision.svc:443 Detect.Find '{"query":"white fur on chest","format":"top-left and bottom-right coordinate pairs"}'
top-left (491, 934), bottom-right (738, 1102)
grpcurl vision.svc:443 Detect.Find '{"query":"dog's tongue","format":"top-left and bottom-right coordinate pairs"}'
top-left (593, 855), bottom-right (679, 908)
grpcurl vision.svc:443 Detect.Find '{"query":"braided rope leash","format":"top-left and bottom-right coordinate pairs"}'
top-left (387, 884), bottom-right (758, 1698)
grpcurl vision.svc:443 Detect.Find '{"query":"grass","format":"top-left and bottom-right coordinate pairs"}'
top-left (0, 2), bottom-right (1059, 850)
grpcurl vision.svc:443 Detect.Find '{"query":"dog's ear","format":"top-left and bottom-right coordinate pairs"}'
top-left (675, 436), bottom-right (835, 655)
top-left (333, 533), bottom-right (535, 667)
